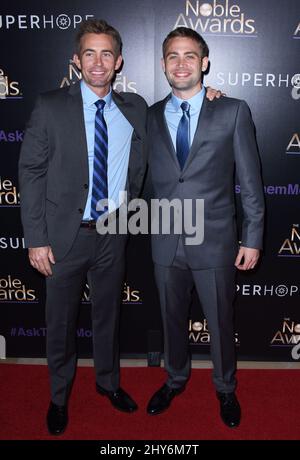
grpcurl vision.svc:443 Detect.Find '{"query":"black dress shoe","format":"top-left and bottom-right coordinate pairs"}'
top-left (147, 384), bottom-right (185, 415)
top-left (96, 384), bottom-right (138, 413)
top-left (217, 392), bottom-right (241, 428)
top-left (46, 401), bottom-right (68, 435)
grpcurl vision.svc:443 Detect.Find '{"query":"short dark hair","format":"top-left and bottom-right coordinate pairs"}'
top-left (75, 19), bottom-right (122, 56)
top-left (162, 27), bottom-right (209, 59)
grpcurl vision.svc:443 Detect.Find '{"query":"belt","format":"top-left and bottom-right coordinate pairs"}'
top-left (80, 220), bottom-right (97, 229)
top-left (80, 209), bottom-right (122, 229)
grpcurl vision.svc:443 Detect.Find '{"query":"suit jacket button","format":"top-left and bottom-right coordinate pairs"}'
top-left (78, 208), bottom-right (83, 214)
top-left (83, 184), bottom-right (88, 189)
top-left (179, 178), bottom-right (184, 183)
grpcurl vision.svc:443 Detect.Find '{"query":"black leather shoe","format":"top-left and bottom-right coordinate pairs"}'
top-left (96, 384), bottom-right (138, 413)
top-left (46, 401), bottom-right (68, 435)
top-left (147, 384), bottom-right (185, 415)
top-left (217, 392), bottom-right (241, 428)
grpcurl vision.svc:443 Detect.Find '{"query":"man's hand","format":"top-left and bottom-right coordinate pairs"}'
top-left (28, 246), bottom-right (55, 276)
top-left (234, 246), bottom-right (260, 271)
top-left (206, 86), bottom-right (224, 101)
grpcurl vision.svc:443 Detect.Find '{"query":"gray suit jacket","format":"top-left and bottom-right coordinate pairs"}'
top-left (148, 94), bottom-right (265, 269)
top-left (19, 82), bottom-right (148, 261)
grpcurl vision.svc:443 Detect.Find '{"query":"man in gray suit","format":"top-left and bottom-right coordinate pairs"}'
top-left (19, 19), bottom-right (148, 435)
top-left (147, 27), bottom-right (265, 427)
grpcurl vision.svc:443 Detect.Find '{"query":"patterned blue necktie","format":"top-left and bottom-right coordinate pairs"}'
top-left (176, 101), bottom-right (190, 170)
top-left (91, 99), bottom-right (108, 219)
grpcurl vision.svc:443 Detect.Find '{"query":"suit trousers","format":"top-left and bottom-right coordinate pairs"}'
top-left (46, 226), bottom-right (127, 405)
top-left (154, 237), bottom-right (237, 393)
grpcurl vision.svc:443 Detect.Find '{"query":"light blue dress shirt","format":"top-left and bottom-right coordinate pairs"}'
top-left (164, 86), bottom-right (206, 153)
top-left (81, 80), bottom-right (133, 219)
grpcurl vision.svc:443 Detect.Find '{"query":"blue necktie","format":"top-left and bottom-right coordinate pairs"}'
top-left (91, 99), bottom-right (108, 220)
top-left (176, 101), bottom-right (190, 170)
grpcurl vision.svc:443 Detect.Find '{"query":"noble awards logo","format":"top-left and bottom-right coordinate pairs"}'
top-left (0, 275), bottom-right (37, 302)
top-left (294, 21), bottom-right (300, 39)
top-left (270, 318), bottom-right (300, 348)
top-left (122, 283), bottom-right (142, 304)
top-left (114, 73), bottom-right (137, 93)
top-left (189, 318), bottom-right (239, 344)
top-left (82, 282), bottom-right (142, 304)
top-left (278, 224), bottom-right (300, 258)
top-left (60, 60), bottom-right (82, 87)
top-left (60, 60), bottom-right (137, 93)
top-left (189, 318), bottom-right (210, 344)
top-left (0, 177), bottom-right (20, 207)
top-left (174, 0), bottom-right (256, 36)
top-left (286, 133), bottom-right (300, 155)
top-left (0, 69), bottom-right (22, 99)
top-left (0, 14), bottom-right (94, 30)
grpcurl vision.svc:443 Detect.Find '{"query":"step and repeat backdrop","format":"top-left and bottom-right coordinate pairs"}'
top-left (0, 0), bottom-right (299, 361)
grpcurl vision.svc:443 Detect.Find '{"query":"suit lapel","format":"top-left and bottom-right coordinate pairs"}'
top-left (182, 96), bottom-right (216, 172)
top-left (111, 90), bottom-right (146, 198)
top-left (155, 93), bottom-right (217, 173)
top-left (156, 94), bottom-right (181, 171)
top-left (67, 82), bottom-right (89, 182)
top-left (112, 90), bottom-right (142, 138)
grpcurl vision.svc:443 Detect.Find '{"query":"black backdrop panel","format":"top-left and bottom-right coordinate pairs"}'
top-left (0, 0), bottom-right (299, 361)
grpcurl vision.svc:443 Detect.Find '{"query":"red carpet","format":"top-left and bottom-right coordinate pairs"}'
top-left (0, 364), bottom-right (299, 440)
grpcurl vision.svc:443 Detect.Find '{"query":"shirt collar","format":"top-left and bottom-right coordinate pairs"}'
top-left (170, 86), bottom-right (206, 112)
top-left (80, 80), bottom-right (112, 109)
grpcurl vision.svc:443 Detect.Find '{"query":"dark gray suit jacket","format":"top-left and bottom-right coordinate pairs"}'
top-left (148, 94), bottom-right (265, 269)
top-left (19, 82), bottom-right (147, 261)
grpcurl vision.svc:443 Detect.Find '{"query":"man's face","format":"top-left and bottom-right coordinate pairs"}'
top-left (73, 33), bottom-right (122, 96)
top-left (162, 37), bottom-right (208, 97)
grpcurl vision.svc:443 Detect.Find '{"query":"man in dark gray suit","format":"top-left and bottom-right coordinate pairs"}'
top-left (19, 19), bottom-right (148, 435)
top-left (147, 27), bottom-right (265, 427)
